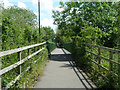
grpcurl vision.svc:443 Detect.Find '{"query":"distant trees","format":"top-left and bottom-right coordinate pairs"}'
top-left (41, 26), bottom-right (55, 41)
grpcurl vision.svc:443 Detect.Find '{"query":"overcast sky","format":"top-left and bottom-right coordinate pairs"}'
top-left (2, 0), bottom-right (69, 32)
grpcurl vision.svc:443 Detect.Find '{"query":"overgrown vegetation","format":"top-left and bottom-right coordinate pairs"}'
top-left (47, 41), bottom-right (56, 55)
top-left (53, 1), bottom-right (119, 88)
top-left (1, 6), bottom-right (55, 88)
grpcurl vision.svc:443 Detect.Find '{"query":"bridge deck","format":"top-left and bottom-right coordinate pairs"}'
top-left (34, 48), bottom-right (96, 89)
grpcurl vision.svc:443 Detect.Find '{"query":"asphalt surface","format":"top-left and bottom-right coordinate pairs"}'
top-left (34, 48), bottom-right (96, 89)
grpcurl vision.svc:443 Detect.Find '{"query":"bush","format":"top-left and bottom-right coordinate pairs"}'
top-left (1, 6), bottom-right (50, 88)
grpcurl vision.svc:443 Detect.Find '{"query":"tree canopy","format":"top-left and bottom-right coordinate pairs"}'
top-left (52, 1), bottom-right (119, 48)
top-left (2, 6), bottom-right (55, 51)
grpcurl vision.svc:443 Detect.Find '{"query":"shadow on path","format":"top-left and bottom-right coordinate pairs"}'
top-left (48, 48), bottom-right (96, 89)
top-left (50, 54), bottom-right (71, 61)
top-left (62, 48), bottom-right (96, 90)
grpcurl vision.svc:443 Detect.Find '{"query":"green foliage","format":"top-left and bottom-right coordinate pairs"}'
top-left (1, 6), bottom-right (54, 88)
top-left (53, 1), bottom-right (119, 89)
top-left (59, 1), bottom-right (64, 8)
top-left (55, 29), bottom-right (73, 47)
top-left (118, 2), bottom-right (120, 49)
top-left (2, 6), bottom-right (38, 50)
top-left (47, 41), bottom-right (56, 55)
top-left (53, 1), bottom-right (119, 47)
top-left (72, 37), bottom-right (91, 69)
top-left (41, 26), bottom-right (55, 42)
top-left (79, 27), bottom-right (105, 45)
top-left (63, 42), bottom-right (72, 52)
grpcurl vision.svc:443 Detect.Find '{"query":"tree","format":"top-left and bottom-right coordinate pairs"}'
top-left (2, 6), bottom-right (39, 50)
top-left (41, 26), bottom-right (55, 41)
top-left (52, 1), bottom-right (118, 47)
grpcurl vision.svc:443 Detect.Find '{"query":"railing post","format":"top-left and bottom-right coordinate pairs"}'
top-left (109, 51), bottom-right (113, 71)
top-left (118, 51), bottom-right (120, 88)
top-left (98, 47), bottom-right (101, 64)
top-left (34, 47), bottom-right (36, 52)
top-left (0, 58), bottom-right (1, 89)
top-left (90, 45), bottom-right (92, 67)
top-left (98, 47), bottom-right (101, 70)
top-left (18, 51), bottom-right (21, 74)
top-left (39, 45), bottom-right (41, 50)
top-left (109, 50), bottom-right (113, 86)
top-left (41, 45), bottom-right (42, 49)
top-left (28, 49), bottom-right (30, 55)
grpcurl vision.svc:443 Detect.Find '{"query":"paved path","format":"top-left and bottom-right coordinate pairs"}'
top-left (34, 48), bottom-right (96, 89)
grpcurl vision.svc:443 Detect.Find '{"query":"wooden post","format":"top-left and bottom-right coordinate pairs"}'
top-left (28, 49), bottom-right (30, 55)
top-left (98, 47), bottom-right (101, 64)
top-left (34, 47), bottom-right (36, 52)
top-left (109, 51), bottom-right (113, 71)
top-left (41, 45), bottom-right (42, 49)
top-left (109, 51), bottom-right (113, 86)
top-left (98, 47), bottom-right (101, 70)
top-left (39, 45), bottom-right (40, 50)
top-left (18, 51), bottom-right (21, 74)
top-left (118, 51), bottom-right (120, 88)
top-left (90, 46), bottom-right (92, 67)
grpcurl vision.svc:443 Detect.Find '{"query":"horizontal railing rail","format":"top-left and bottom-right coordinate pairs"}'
top-left (86, 44), bottom-right (120, 52)
top-left (86, 44), bottom-right (120, 86)
top-left (0, 42), bottom-right (46, 88)
top-left (0, 42), bottom-right (46, 57)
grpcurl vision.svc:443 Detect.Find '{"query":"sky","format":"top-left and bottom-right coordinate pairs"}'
top-left (2, 0), bottom-right (69, 32)
top-left (2, 0), bottom-right (119, 33)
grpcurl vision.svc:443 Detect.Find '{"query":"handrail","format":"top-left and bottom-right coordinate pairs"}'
top-left (1, 42), bottom-right (46, 88)
top-left (86, 44), bottom-right (120, 52)
top-left (86, 43), bottom-right (120, 86)
top-left (0, 48), bottom-right (45, 76)
top-left (86, 50), bottom-right (120, 66)
top-left (0, 42), bottom-right (46, 57)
